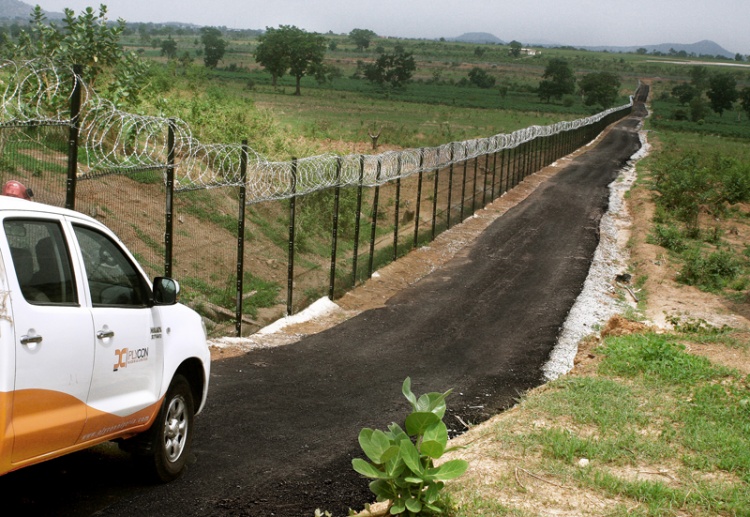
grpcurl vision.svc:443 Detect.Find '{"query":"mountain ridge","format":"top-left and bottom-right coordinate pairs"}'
top-left (0, 0), bottom-right (738, 58)
top-left (449, 32), bottom-right (735, 58)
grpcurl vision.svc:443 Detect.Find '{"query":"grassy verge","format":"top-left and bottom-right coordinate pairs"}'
top-left (644, 131), bottom-right (750, 297)
top-left (442, 323), bottom-right (750, 516)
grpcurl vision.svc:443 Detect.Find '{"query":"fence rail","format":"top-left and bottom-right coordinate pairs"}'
top-left (0, 60), bottom-right (636, 336)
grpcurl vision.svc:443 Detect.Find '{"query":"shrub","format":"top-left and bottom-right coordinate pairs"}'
top-left (649, 224), bottom-right (686, 252)
top-left (678, 248), bottom-right (743, 291)
top-left (352, 378), bottom-right (468, 516)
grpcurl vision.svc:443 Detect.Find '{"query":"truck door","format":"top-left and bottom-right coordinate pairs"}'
top-left (71, 224), bottom-right (163, 441)
top-left (4, 218), bottom-right (95, 463)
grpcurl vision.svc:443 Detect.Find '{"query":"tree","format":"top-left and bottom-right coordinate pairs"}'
top-left (689, 97), bottom-right (709, 122)
top-left (11, 5), bottom-right (124, 83)
top-left (161, 36), bottom-right (177, 59)
top-left (363, 44), bottom-right (416, 90)
top-left (538, 58), bottom-right (575, 103)
top-left (579, 71), bottom-right (621, 109)
top-left (255, 26), bottom-right (291, 87)
top-left (349, 28), bottom-right (377, 51)
top-left (468, 67), bottom-right (496, 89)
top-left (706, 72), bottom-right (738, 116)
top-left (7, 5), bottom-right (148, 106)
top-left (287, 28), bottom-right (327, 95)
top-left (689, 65), bottom-right (710, 94)
top-left (740, 87), bottom-right (750, 121)
top-left (255, 25), bottom-right (327, 95)
top-left (509, 40), bottom-right (523, 57)
top-left (671, 82), bottom-right (697, 105)
top-left (200, 27), bottom-right (227, 68)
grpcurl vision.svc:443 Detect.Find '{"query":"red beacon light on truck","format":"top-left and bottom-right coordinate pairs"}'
top-left (2, 180), bottom-right (33, 200)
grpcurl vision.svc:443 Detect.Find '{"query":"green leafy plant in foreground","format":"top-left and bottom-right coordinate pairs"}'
top-left (352, 378), bottom-right (468, 516)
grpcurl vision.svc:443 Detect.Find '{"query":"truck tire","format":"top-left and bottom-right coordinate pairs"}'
top-left (140, 374), bottom-right (195, 482)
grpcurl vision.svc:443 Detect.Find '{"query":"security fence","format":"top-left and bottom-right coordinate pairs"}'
top-left (0, 60), bottom-right (636, 336)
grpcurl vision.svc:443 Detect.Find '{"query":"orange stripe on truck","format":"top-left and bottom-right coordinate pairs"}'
top-left (1, 389), bottom-right (160, 474)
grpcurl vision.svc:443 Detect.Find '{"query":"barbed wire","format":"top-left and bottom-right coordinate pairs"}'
top-left (0, 59), bottom-right (633, 203)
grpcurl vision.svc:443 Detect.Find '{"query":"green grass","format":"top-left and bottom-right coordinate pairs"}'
top-left (181, 271), bottom-right (281, 324)
top-left (447, 329), bottom-right (750, 516)
top-left (642, 96), bottom-right (750, 296)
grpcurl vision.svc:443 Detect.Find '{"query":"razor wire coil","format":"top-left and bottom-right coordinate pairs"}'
top-left (1, 59), bottom-right (633, 204)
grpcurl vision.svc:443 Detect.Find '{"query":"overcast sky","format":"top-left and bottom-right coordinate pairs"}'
top-left (27, 0), bottom-right (750, 55)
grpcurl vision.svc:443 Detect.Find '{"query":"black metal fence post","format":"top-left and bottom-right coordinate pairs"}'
top-left (489, 150), bottom-right (497, 200)
top-left (328, 156), bottom-right (342, 300)
top-left (431, 149), bottom-right (440, 240)
top-left (235, 140), bottom-right (248, 336)
top-left (471, 155), bottom-right (478, 213)
top-left (446, 144), bottom-right (455, 228)
top-left (352, 155), bottom-right (365, 285)
top-left (286, 158), bottom-right (297, 316)
top-left (164, 119), bottom-right (176, 278)
top-left (459, 147), bottom-right (468, 222)
top-left (499, 149), bottom-right (506, 195)
top-left (524, 140), bottom-right (531, 178)
top-left (65, 64), bottom-right (83, 210)
top-left (414, 151), bottom-right (424, 248)
top-left (393, 155), bottom-right (402, 261)
top-left (368, 158), bottom-right (382, 279)
top-left (482, 153), bottom-right (489, 206)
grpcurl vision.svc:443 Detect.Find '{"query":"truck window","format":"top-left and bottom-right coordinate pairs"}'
top-left (73, 225), bottom-right (150, 307)
top-left (4, 219), bottom-right (77, 305)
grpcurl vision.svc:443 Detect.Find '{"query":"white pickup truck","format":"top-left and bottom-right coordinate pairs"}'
top-left (0, 194), bottom-right (210, 482)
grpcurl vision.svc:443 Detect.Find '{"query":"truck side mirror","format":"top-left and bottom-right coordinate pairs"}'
top-left (153, 277), bottom-right (179, 305)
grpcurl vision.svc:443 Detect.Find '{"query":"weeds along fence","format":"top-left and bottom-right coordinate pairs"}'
top-left (0, 60), bottom-right (635, 336)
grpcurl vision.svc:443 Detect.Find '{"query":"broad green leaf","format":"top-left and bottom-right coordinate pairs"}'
top-left (404, 476), bottom-right (423, 484)
top-left (399, 439), bottom-right (423, 476)
top-left (421, 422), bottom-right (448, 458)
top-left (352, 458), bottom-right (389, 479)
top-left (420, 439), bottom-right (445, 459)
top-left (405, 411), bottom-right (440, 436)
top-left (359, 428), bottom-right (394, 463)
top-left (380, 444), bottom-right (400, 465)
top-left (385, 455), bottom-right (405, 477)
top-left (416, 390), bottom-right (452, 417)
top-left (405, 497), bottom-right (423, 513)
top-left (424, 481), bottom-right (442, 503)
top-left (390, 500), bottom-right (405, 515)
top-left (428, 459), bottom-right (469, 481)
top-left (369, 479), bottom-right (395, 500)
top-left (387, 423), bottom-right (410, 443)
top-left (424, 502), bottom-right (442, 513)
top-left (402, 377), bottom-right (417, 409)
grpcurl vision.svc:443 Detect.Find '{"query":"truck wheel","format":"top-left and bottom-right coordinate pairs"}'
top-left (142, 374), bottom-right (195, 482)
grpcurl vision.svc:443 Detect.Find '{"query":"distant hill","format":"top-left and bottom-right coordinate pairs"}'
top-left (581, 40), bottom-right (734, 59)
top-left (0, 0), bottom-right (36, 19)
top-left (449, 32), bottom-right (505, 45)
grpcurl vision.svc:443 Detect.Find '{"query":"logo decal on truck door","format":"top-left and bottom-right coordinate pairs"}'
top-left (112, 347), bottom-right (149, 371)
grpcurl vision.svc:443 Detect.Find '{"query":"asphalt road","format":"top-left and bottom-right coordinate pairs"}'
top-left (4, 90), bottom-right (647, 517)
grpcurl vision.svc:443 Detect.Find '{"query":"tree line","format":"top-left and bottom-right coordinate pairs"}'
top-left (669, 65), bottom-right (750, 122)
top-left (0, 4), bottom-right (669, 113)
top-left (537, 58), bottom-right (621, 109)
